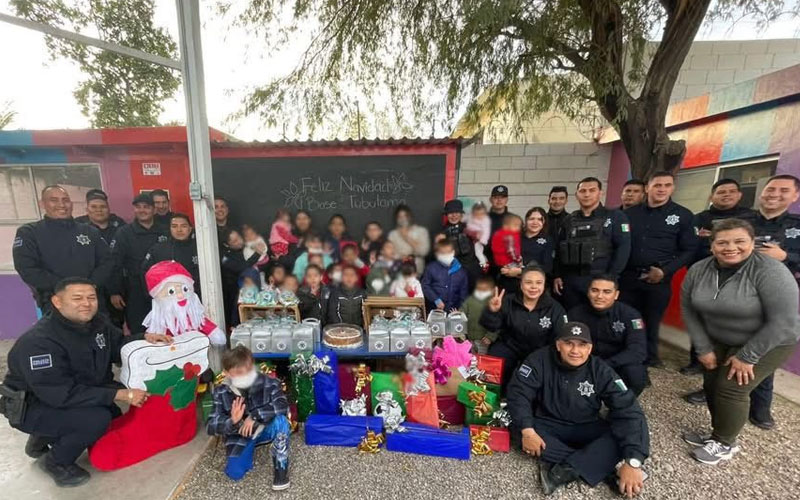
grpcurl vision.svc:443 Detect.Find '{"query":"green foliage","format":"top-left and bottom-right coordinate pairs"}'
top-left (144, 365), bottom-right (184, 395)
top-left (224, 0), bottom-right (798, 175)
top-left (0, 101), bottom-right (16, 130)
top-left (12, 0), bottom-right (180, 128)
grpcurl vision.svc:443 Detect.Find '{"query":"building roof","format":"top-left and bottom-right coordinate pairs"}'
top-left (0, 126), bottom-right (232, 148)
top-left (211, 136), bottom-right (472, 148)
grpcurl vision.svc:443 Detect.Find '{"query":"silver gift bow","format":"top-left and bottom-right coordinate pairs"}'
top-left (374, 390), bottom-right (406, 433)
top-left (404, 352), bottom-right (431, 396)
top-left (340, 394), bottom-right (368, 416)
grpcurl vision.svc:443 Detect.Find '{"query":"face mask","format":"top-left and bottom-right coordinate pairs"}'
top-left (398, 219), bottom-right (410, 227)
top-left (437, 253), bottom-right (455, 266)
top-left (231, 369), bottom-right (258, 389)
top-left (308, 247), bottom-right (323, 255)
top-left (331, 271), bottom-right (342, 282)
top-left (474, 289), bottom-right (493, 301)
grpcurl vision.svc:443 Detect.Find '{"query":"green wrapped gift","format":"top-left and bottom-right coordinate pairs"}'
top-left (485, 383), bottom-right (501, 397)
top-left (465, 409), bottom-right (492, 426)
top-left (199, 390), bottom-right (214, 422)
top-left (371, 372), bottom-right (406, 415)
top-left (290, 354), bottom-right (316, 421)
top-left (457, 382), bottom-right (499, 419)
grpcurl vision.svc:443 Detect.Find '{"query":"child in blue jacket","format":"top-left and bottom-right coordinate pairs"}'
top-left (422, 238), bottom-right (469, 311)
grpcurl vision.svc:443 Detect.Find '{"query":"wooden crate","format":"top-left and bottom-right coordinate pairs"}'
top-left (361, 296), bottom-right (426, 330)
top-left (238, 304), bottom-right (301, 323)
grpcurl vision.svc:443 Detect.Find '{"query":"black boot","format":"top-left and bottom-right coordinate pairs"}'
top-left (683, 389), bottom-right (707, 405)
top-left (540, 462), bottom-right (579, 495)
top-left (749, 412), bottom-right (776, 430)
top-left (679, 363), bottom-right (703, 376)
top-left (38, 453), bottom-right (91, 487)
top-left (272, 457), bottom-right (290, 491)
top-left (25, 435), bottom-right (52, 459)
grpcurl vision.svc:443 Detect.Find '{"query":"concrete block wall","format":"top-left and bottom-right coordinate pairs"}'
top-left (457, 142), bottom-right (612, 215)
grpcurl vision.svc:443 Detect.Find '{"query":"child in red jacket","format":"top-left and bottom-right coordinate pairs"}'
top-left (491, 214), bottom-right (523, 268)
top-left (340, 242), bottom-right (370, 287)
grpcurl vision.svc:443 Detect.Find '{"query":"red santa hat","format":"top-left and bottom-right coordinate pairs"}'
top-left (145, 261), bottom-right (195, 298)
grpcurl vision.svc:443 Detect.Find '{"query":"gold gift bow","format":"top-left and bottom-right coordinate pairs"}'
top-left (470, 426), bottom-right (493, 456)
top-left (357, 430), bottom-right (385, 453)
top-left (468, 390), bottom-right (492, 417)
top-left (354, 364), bottom-right (373, 395)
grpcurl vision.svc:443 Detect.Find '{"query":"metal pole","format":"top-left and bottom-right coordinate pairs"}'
top-left (0, 12), bottom-right (181, 70)
top-left (175, 0), bottom-right (226, 369)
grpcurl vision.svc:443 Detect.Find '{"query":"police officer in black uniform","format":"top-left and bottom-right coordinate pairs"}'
top-left (13, 185), bottom-right (114, 313)
top-left (109, 193), bottom-right (168, 334)
top-left (0, 278), bottom-right (169, 487)
top-left (567, 275), bottom-right (648, 395)
top-left (141, 213), bottom-right (200, 295)
top-left (734, 174), bottom-right (800, 430)
top-left (441, 199), bottom-right (481, 290)
top-left (554, 177), bottom-right (631, 310)
top-left (74, 189), bottom-right (127, 244)
top-left (507, 321), bottom-right (650, 497)
top-left (546, 186), bottom-right (569, 240)
top-left (151, 188), bottom-right (173, 227)
top-left (488, 185), bottom-right (514, 233)
top-left (622, 171), bottom-right (697, 367)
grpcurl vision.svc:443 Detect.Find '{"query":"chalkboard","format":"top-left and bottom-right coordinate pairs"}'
top-left (212, 155), bottom-right (449, 239)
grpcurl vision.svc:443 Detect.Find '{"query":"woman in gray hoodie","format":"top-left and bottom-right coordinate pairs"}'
top-left (680, 218), bottom-right (799, 465)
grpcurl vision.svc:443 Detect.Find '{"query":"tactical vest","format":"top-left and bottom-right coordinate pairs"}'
top-left (559, 216), bottom-right (611, 268)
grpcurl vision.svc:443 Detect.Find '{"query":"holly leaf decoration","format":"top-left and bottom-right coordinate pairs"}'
top-left (145, 365), bottom-right (184, 396)
top-left (170, 377), bottom-right (198, 410)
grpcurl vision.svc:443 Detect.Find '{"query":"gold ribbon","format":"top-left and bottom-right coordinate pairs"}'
top-left (357, 430), bottom-right (385, 453)
top-left (468, 390), bottom-right (492, 418)
top-left (438, 410), bottom-right (451, 429)
top-left (470, 426), bottom-right (493, 456)
top-left (354, 364), bottom-right (372, 395)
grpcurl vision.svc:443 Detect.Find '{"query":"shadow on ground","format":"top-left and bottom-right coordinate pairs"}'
top-left (175, 344), bottom-right (800, 500)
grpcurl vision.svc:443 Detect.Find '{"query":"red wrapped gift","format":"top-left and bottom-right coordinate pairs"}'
top-left (469, 425), bottom-right (510, 453)
top-left (476, 354), bottom-right (505, 385)
top-left (405, 373), bottom-right (439, 428)
top-left (436, 394), bottom-right (465, 426)
top-left (338, 363), bottom-right (372, 414)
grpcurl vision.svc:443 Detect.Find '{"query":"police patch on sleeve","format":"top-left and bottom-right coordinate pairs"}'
top-left (631, 318), bottom-right (644, 329)
top-left (30, 354), bottom-right (53, 370)
top-left (614, 379), bottom-right (628, 392)
top-left (621, 223), bottom-right (630, 233)
top-left (13, 236), bottom-right (23, 248)
top-left (518, 364), bottom-right (532, 378)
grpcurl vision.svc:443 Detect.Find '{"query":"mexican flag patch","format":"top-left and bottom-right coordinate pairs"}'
top-left (614, 379), bottom-right (628, 392)
top-left (632, 318), bottom-right (644, 329)
top-left (621, 223), bottom-right (630, 232)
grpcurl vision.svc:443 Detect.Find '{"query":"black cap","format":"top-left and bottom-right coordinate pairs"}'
top-left (132, 192), bottom-right (154, 206)
top-left (85, 188), bottom-right (108, 202)
top-left (555, 321), bottom-right (593, 343)
top-left (549, 186), bottom-right (568, 195)
top-left (443, 199), bottom-right (464, 214)
top-left (490, 185), bottom-right (509, 197)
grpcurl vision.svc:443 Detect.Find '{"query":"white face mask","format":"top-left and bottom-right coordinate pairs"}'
top-left (474, 289), bottom-right (493, 301)
top-left (231, 369), bottom-right (258, 390)
top-left (437, 253), bottom-right (455, 266)
top-left (331, 271), bottom-right (342, 282)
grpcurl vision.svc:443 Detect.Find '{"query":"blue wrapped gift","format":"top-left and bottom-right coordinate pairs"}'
top-left (304, 414), bottom-right (385, 447)
top-left (313, 349), bottom-right (340, 415)
top-left (385, 422), bottom-right (471, 460)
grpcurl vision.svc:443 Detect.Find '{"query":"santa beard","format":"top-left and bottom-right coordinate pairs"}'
top-left (143, 292), bottom-right (206, 336)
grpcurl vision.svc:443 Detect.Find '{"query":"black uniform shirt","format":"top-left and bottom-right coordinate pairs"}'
top-left (507, 346), bottom-right (650, 462)
top-left (109, 220), bottom-right (168, 294)
top-left (521, 233), bottom-right (554, 275)
top-left (4, 310), bottom-right (138, 408)
top-left (480, 292), bottom-right (567, 355)
top-left (489, 207), bottom-right (511, 234)
top-left (555, 204), bottom-right (631, 278)
top-left (566, 302), bottom-right (647, 368)
top-left (75, 214), bottom-right (127, 245)
top-left (741, 210), bottom-right (800, 277)
top-left (142, 235), bottom-right (200, 291)
top-left (13, 217), bottom-right (113, 307)
top-left (691, 206), bottom-right (754, 262)
top-left (624, 200), bottom-right (698, 277)
top-left (546, 209), bottom-right (568, 241)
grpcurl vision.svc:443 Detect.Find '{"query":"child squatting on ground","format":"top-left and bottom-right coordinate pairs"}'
top-left (207, 346), bottom-right (291, 490)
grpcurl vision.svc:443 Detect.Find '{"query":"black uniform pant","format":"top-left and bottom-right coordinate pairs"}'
top-left (528, 417), bottom-right (621, 486)
top-left (488, 341), bottom-right (528, 393)
top-left (15, 402), bottom-right (119, 465)
top-left (618, 275), bottom-right (672, 363)
top-left (561, 275), bottom-right (592, 311)
top-left (612, 363), bottom-right (648, 396)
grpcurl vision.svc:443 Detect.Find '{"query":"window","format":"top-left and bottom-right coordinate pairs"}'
top-left (0, 164), bottom-right (102, 270)
top-left (673, 156), bottom-right (778, 213)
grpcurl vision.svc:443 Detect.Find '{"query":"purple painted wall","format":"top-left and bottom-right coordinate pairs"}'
top-left (0, 274), bottom-right (39, 339)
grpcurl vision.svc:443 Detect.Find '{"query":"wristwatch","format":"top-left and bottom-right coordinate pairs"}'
top-left (625, 458), bottom-right (642, 469)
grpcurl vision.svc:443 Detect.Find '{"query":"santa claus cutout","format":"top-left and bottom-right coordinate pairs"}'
top-left (142, 260), bottom-right (226, 345)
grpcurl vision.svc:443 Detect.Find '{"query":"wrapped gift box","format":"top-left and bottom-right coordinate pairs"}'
top-left (386, 422), bottom-right (470, 460)
top-left (434, 368), bottom-right (465, 397)
top-left (338, 363), bottom-right (372, 414)
top-left (457, 382), bottom-right (499, 414)
top-left (371, 372), bottom-right (406, 414)
top-left (404, 373), bottom-right (439, 428)
top-left (313, 350), bottom-right (340, 415)
top-left (436, 395), bottom-right (465, 426)
top-left (469, 425), bottom-right (510, 453)
top-left (304, 414), bottom-right (384, 447)
top-left (476, 354), bottom-right (505, 385)
top-left (464, 409), bottom-right (492, 426)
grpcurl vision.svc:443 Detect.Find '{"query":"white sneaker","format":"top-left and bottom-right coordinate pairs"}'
top-left (691, 440), bottom-right (740, 465)
top-left (682, 431), bottom-right (740, 451)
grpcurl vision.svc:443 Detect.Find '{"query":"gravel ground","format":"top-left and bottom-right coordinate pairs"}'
top-left (176, 344), bottom-right (800, 500)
